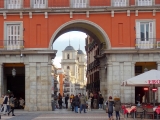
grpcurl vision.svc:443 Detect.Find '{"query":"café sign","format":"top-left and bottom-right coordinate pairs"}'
top-left (148, 80), bottom-right (160, 84)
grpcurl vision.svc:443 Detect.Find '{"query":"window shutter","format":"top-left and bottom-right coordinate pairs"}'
top-left (149, 22), bottom-right (153, 39)
top-left (136, 22), bottom-right (140, 38)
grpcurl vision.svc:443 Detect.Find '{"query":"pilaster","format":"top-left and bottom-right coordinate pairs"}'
top-left (157, 62), bottom-right (160, 102)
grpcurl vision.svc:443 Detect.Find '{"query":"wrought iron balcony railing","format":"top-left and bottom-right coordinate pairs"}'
top-left (0, 40), bottom-right (24, 50)
top-left (0, 0), bottom-right (159, 9)
top-left (135, 38), bottom-right (159, 49)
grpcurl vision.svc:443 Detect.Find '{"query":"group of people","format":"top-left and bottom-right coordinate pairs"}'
top-left (57, 93), bottom-right (87, 113)
top-left (106, 96), bottom-right (121, 120)
top-left (0, 93), bottom-right (25, 116)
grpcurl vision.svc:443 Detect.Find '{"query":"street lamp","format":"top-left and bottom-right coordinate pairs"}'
top-left (12, 68), bottom-right (16, 77)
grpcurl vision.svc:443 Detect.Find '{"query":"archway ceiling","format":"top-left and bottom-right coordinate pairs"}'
top-left (54, 23), bottom-right (105, 45)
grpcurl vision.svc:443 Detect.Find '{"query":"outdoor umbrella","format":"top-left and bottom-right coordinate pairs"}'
top-left (122, 69), bottom-right (160, 87)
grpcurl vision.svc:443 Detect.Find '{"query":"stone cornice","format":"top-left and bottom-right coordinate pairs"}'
top-left (0, 50), bottom-right (57, 55)
top-left (103, 49), bottom-right (160, 54)
top-left (0, 6), bottom-right (160, 14)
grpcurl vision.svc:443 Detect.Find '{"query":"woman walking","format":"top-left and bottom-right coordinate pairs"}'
top-left (106, 96), bottom-right (114, 120)
top-left (8, 95), bottom-right (15, 116)
top-left (114, 97), bottom-right (121, 120)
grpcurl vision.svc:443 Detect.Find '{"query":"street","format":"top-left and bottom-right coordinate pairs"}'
top-left (0, 109), bottom-right (156, 120)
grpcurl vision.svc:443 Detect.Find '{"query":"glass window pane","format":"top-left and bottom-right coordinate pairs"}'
top-left (140, 24), bottom-right (145, 41)
top-left (146, 23), bottom-right (149, 40)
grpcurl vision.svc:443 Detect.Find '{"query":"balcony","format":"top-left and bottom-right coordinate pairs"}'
top-left (135, 38), bottom-right (156, 49)
top-left (54, 87), bottom-right (58, 91)
top-left (0, 0), bottom-right (158, 10)
top-left (137, 0), bottom-right (152, 6)
top-left (0, 40), bottom-right (24, 50)
top-left (64, 88), bottom-right (69, 92)
top-left (112, 0), bottom-right (127, 7)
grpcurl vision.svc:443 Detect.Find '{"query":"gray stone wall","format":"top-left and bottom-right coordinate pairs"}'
top-left (0, 54), bottom-right (52, 111)
top-left (100, 53), bottom-right (160, 103)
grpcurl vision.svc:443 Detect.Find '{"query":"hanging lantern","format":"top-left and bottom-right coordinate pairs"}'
top-left (12, 68), bottom-right (16, 77)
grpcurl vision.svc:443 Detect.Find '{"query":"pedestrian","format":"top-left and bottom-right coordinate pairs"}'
top-left (71, 95), bottom-right (74, 111)
top-left (80, 94), bottom-right (87, 113)
top-left (58, 94), bottom-right (63, 109)
top-left (106, 96), bottom-right (114, 120)
top-left (19, 97), bottom-right (25, 109)
top-left (136, 94), bottom-right (141, 105)
top-left (65, 94), bottom-right (69, 109)
top-left (114, 97), bottom-right (121, 120)
top-left (8, 95), bottom-right (16, 116)
top-left (2, 94), bottom-right (9, 115)
top-left (99, 94), bottom-right (104, 109)
top-left (72, 95), bottom-right (80, 113)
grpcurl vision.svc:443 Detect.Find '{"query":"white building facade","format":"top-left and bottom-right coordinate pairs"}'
top-left (61, 45), bottom-right (87, 95)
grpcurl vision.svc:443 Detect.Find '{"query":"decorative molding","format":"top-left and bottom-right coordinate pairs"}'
top-left (111, 10), bottom-right (114, 17)
top-left (44, 12), bottom-right (48, 18)
top-left (3, 12), bottom-right (6, 19)
top-left (127, 10), bottom-right (130, 16)
top-left (70, 11), bottom-right (73, 18)
top-left (20, 12), bottom-right (23, 19)
top-left (29, 12), bottom-right (32, 18)
top-left (153, 10), bottom-right (156, 16)
top-left (135, 10), bottom-right (138, 16)
top-left (86, 11), bottom-right (89, 18)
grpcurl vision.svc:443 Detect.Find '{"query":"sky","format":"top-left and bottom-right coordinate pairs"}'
top-left (53, 31), bottom-right (87, 68)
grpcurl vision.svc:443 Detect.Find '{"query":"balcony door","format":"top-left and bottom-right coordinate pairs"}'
top-left (137, 0), bottom-right (152, 6)
top-left (33, 0), bottom-right (46, 8)
top-left (6, 25), bottom-right (21, 50)
top-left (136, 22), bottom-right (153, 49)
top-left (7, 0), bottom-right (22, 9)
top-left (71, 0), bottom-right (87, 8)
top-left (113, 0), bottom-right (127, 6)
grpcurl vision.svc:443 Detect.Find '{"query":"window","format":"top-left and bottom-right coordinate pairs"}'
top-left (113, 0), bottom-right (127, 6)
top-left (33, 0), bottom-right (46, 8)
top-left (72, 0), bottom-right (87, 8)
top-left (7, 0), bottom-right (22, 9)
top-left (67, 66), bottom-right (70, 69)
top-left (5, 23), bottom-right (23, 50)
top-left (67, 54), bottom-right (70, 59)
top-left (137, 0), bottom-right (152, 6)
top-left (136, 21), bottom-right (154, 49)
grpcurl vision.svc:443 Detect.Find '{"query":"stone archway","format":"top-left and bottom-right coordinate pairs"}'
top-left (49, 19), bottom-right (111, 50)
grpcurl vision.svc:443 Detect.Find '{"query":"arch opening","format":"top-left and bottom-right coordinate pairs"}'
top-left (49, 20), bottom-right (111, 50)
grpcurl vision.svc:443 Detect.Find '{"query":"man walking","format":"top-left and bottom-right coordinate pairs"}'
top-left (65, 94), bottom-right (69, 109)
top-left (80, 94), bottom-right (87, 113)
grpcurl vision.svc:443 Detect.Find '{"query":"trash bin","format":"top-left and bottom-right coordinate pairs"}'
top-left (51, 100), bottom-right (55, 111)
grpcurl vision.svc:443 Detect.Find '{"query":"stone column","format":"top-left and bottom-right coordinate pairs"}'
top-left (157, 62), bottom-right (160, 102)
top-left (0, 64), bottom-right (3, 97)
top-left (131, 62), bottom-right (135, 103)
top-left (29, 63), bottom-right (37, 111)
top-left (99, 57), bottom-right (108, 101)
top-left (47, 64), bottom-right (52, 111)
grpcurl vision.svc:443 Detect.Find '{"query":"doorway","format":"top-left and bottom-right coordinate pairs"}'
top-left (3, 63), bottom-right (25, 109)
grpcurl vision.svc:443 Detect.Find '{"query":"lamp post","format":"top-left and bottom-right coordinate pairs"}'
top-left (12, 68), bottom-right (16, 77)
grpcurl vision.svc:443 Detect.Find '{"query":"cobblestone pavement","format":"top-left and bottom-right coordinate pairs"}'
top-left (0, 109), bottom-right (156, 120)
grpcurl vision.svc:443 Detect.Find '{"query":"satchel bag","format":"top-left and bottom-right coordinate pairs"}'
top-left (10, 103), bottom-right (14, 107)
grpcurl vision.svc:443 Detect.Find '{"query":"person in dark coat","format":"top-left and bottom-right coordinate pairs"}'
top-left (72, 95), bottom-right (80, 113)
top-left (99, 94), bottom-right (104, 109)
top-left (58, 94), bottom-right (63, 109)
top-left (106, 96), bottom-right (114, 120)
top-left (136, 94), bottom-right (141, 105)
top-left (65, 94), bottom-right (69, 109)
top-left (114, 97), bottom-right (121, 120)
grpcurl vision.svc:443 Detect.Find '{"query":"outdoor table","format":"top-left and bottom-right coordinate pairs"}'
top-left (122, 105), bottom-right (136, 119)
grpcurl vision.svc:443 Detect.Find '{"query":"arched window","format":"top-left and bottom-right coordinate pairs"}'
top-left (67, 54), bottom-right (70, 59)
top-left (67, 66), bottom-right (70, 69)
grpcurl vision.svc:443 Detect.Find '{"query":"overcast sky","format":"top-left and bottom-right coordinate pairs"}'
top-left (53, 31), bottom-right (87, 68)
